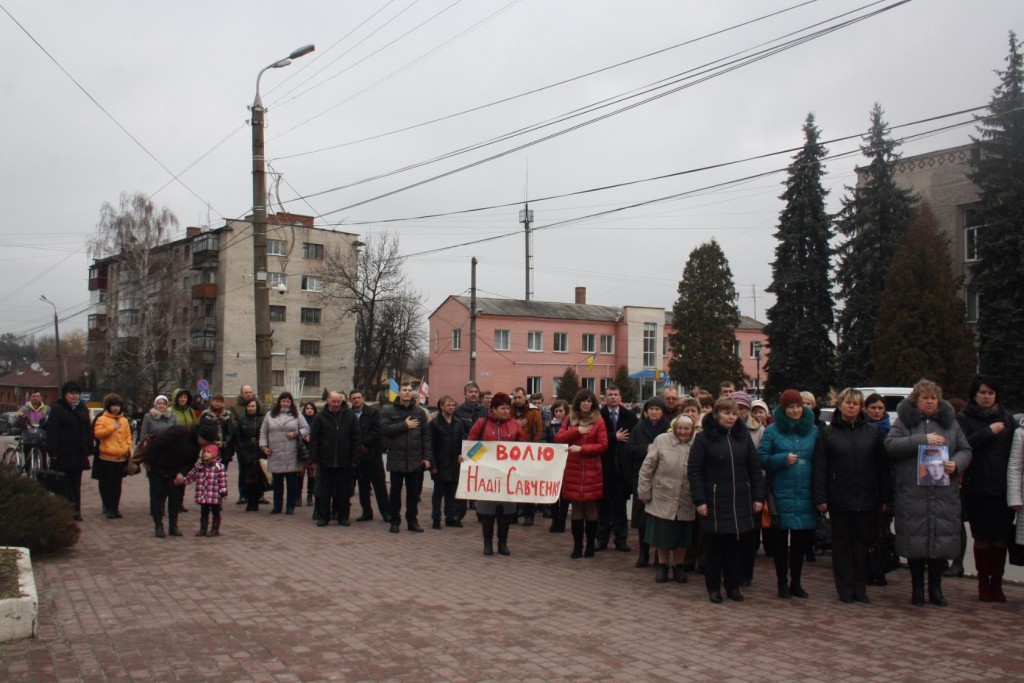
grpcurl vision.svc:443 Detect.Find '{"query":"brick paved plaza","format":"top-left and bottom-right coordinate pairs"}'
top-left (2, 477), bottom-right (1024, 682)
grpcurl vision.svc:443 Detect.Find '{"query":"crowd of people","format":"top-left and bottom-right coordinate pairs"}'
top-left (14, 372), bottom-right (1024, 607)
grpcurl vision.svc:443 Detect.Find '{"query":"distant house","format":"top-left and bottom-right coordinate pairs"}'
top-left (0, 355), bottom-right (89, 411)
top-left (427, 287), bottom-right (767, 403)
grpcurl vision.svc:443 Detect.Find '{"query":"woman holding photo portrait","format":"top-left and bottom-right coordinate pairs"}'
top-left (885, 379), bottom-right (971, 607)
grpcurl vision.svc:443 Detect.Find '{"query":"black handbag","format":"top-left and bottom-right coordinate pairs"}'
top-left (1010, 525), bottom-right (1024, 566)
top-left (868, 513), bottom-right (901, 575)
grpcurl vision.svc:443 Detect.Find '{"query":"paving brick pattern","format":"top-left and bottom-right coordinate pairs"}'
top-left (3, 476), bottom-right (1024, 681)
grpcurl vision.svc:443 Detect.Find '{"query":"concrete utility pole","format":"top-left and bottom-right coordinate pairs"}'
top-left (470, 257), bottom-right (478, 382)
top-left (40, 295), bottom-right (63, 388)
top-left (519, 204), bottom-right (534, 301)
top-left (250, 44), bottom-right (314, 403)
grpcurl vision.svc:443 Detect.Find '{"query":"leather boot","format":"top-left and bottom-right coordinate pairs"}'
top-left (674, 564), bottom-right (688, 583)
top-left (974, 546), bottom-right (993, 602)
top-left (570, 520), bottom-right (584, 559)
top-left (909, 559), bottom-right (925, 606)
top-left (655, 564), bottom-right (669, 583)
top-left (927, 559), bottom-right (947, 606)
top-left (196, 517), bottom-right (208, 537)
top-left (209, 517), bottom-right (221, 537)
top-left (168, 524), bottom-right (183, 537)
top-left (497, 517), bottom-right (511, 556)
top-left (154, 521), bottom-right (165, 538)
top-left (481, 515), bottom-right (495, 556)
top-left (991, 546), bottom-right (1008, 603)
top-left (584, 520), bottom-right (598, 558)
top-left (636, 542), bottom-right (650, 568)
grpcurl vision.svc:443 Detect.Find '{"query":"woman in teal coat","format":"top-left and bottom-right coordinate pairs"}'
top-left (758, 389), bottom-right (822, 599)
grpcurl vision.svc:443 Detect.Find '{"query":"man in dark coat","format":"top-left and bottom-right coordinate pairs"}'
top-left (428, 395), bottom-right (467, 529)
top-left (144, 422), bottom-right (217, 537)
top-left (598, 385), bottom-right (638, 551)
top-left (309, 391), bottom-right (362, 527)
top-left (454, 381), bottom-right (487, 431)
top-left (380, 382), bottom-right (434, 533)
top-left (350, 390), bottom-right (389, 523)
top-left (45, 381), bottom-right (92, 520)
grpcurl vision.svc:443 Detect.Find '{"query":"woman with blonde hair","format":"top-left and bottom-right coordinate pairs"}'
top-left (637, 415), bottom-right (697, 583)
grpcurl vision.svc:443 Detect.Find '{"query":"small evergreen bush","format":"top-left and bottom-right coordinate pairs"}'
top-left (0, 464), bottom-right (80, 555)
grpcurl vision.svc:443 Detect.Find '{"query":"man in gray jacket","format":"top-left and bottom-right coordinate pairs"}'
top-left (381, 382), bottom-right (433, 533)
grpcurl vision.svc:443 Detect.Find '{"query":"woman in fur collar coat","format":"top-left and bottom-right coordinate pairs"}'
top-left (139, 395), bottom-right (178, 441)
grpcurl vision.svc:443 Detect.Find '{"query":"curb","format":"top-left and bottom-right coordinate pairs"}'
top-left (0, 546), bottom-right (37, 642)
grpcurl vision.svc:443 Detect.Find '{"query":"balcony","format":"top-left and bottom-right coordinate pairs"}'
top-left (190, 316), bottom-right (217, 333)
top-left (189, 334), bottom-right (217, 365)
top-left (191, 283), bottom-right (218, 299)
top-left (88, 264), bottom-right (109, 291)
top-left (191, 234), bottom-right (220, 270)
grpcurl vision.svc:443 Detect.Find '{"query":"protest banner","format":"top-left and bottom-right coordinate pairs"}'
top-left (456, 440), bottom-right (568, 504)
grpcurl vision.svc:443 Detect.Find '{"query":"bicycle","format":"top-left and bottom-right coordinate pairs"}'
top-left (1, 436), bottom-right (47, 478)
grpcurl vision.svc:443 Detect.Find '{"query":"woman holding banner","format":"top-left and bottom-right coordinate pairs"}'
top-left (467, 392), bottom-right (524, 556)
top-left (556, 389), bottom-right (609, 559)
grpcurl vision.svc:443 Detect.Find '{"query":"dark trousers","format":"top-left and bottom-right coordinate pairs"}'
top-left (358, 453), bottom-right (390, 518)
top-left (238, 466), bottom-right (245, 498)
top-left (200, 503), bottom-right (222, 523)
top-left (148, 474), bottom-right (179, 528)
top-left (272, 472), bottom-right (299, 512)
top-left (94, 458), bottom-right (125, 514)
top-left (597, 478), bottom-right (628, 542)
top-left (830, 510), bottom-right (876, 599)
top-left (772, 527), bottom-right (815, 587)
top-left (318, 467), bottom-right (354, 521)
top-left (432, 480), bottom-right (458, 521)
top-left (704, 531), bottom-right (750, 592)
top-left (389, 470), bottom-right (424, 523)
top-left (59, 469), bottom-right (84, 514)
top-left (737, 524), bottom-right (760, 583)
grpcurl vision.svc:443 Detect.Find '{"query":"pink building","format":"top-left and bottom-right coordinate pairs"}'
top-left (427, 287), bottom-right (768, 403)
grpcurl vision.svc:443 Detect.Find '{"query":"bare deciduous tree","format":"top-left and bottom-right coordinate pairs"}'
top-left (317, 233), bottom-right (424, 400)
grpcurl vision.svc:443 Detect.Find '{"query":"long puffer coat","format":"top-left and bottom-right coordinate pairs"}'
top-left (259, 411), bottom-right (308, 474)
top-left (636, 431), bottom-right (695, 522)
top-left (815, 411), bottom-right (890, 512)
top-left (885, 399), bottom-right (972, 559)
top-left (759, 405), bottom-right (821, 531)
top-left (45, 398), bottom-right (92, 472)
top-left (1006, 429), bottom-right (1024, 545)
top-left (688, 413), bottom-right (765, 535)
top-left (556, 409), bottom-right (608, 503)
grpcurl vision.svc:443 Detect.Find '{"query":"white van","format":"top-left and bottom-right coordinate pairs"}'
top-left (855, 387), bottom-right (912, 421)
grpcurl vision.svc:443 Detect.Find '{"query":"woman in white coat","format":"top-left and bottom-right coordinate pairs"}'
top-left (259, 392), bottom-right (309, 515)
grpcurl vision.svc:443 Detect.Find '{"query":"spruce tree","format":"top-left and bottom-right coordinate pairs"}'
top-left (668, 240), bottom-right (745, 390)
top-left (834, 104), bottom-right (917, 386)
top-left (556, 367), bottom-right (581, 402)
top-left (764, 113), bottom-right (835, 400)
top-left (613, 365), bottom-right (638, 403)
top-left (972, 32), bottom-right (1024, 407)
top-left (873, 203), bottom-right (976, 395)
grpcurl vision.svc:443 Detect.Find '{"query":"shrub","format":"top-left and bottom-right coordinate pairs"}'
top-left (0, 464), bottom-right (80, 555)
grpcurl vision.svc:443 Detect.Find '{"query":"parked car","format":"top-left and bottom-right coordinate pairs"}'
top-left (854, 387), bottom-right (912, 421)
top-left (0, 411), bottom-right (19, 435)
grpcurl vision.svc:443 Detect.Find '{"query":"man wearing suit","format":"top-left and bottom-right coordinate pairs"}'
top-left (598, 385), bottom-right (638, 552)
top-left (350, 390), bottom-right (390, 523)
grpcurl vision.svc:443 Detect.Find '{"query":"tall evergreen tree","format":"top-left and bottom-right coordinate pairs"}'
top-left (873, 203), bottom-right (976, 394)
top-left (972, 32), bottom-right (1024, 407)
top-left (613, 365), bottom-right (638, 403)
top-left (668, 240), bottom-right (745, 391)
top-left (555, 367), bottom-right (581, 402)
top-left (834, 104), bottom-right (917, 386)
top-left (764, 113), bottom-right (835, 400)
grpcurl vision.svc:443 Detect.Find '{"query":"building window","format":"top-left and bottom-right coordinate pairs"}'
top-left (581, 377), bottom-right (596, 392)
top-left (269, 305), bottom-right (286, 322)
top-left (267, 272), bottom-right (287, 288)
top-left (750, 341), bottom-right (763, 358)
top-left (966, 288), bottom-right (979, 322)
top-left (527, 331), bottom-right (543, 352)
top-left (600, 377), bottom-right (614, 395)
top-left (300, 307), bottom-right (321, 324)
top-left (301, 275), bottom-right (323, 292)
top-left (733, 340), bottom-right (741, 358)
top-left (552, 377), bottom-right (561, 398)
top-left (964, 205), bottom-right (981, 262)
top-left (581, 334), bottom-right (596, 354)
top-left (452, 329), bottom-right (461, 350)
top-left (272, 370), bottom-right (284, 386)
top-left (300, 340), bottom-right (321, 356)
top-left (299, 371), bottom-right (321, 388)
top-left (268, 239), bottom-right (286, 256)
top-left (495, 329), bottom-right (510, 351)
top-left (600, 334), bottom-right (615, 354)
top-left (302, 242), bottom-right (324, 260)
top-left (642, 323), bottom-right (657, 367)
top-left (527, 377), bottom-right (542, 395)
top-left (554, 332), bottom-right (568, 353)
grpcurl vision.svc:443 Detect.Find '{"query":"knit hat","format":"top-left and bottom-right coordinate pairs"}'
top-left (154, 395), bottom-right (169, 407)
top-left (732, 392), bottom-right (752, 409)
top-left (201, 445), bottom-right (220, 460)
top-left (197, 422), bottom-right (219, 444)
top-left (643, 397), bottom-right (667, 413)
top-left (779, 389), bottom-right (803, 409)
top-left (490, 392), bottom-right (512, 409)
top-left (751, 399), bottom-right (769, 413)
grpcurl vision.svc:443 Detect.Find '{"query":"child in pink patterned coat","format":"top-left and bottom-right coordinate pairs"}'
top-left (182, 445), bottom-right (229, 537)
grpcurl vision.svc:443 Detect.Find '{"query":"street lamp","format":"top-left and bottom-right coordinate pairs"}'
top-left (40, 295), bottom-right (64, 388)
top-left (251, 44), bottom-right (315, 404)
top-left (753, 341), bottom-right (762, 399)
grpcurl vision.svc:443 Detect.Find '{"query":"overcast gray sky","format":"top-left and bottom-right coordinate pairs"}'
top-left (1, 0), bottom-right (1018, 343)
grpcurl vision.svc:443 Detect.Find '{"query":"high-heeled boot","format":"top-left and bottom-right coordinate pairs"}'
top-left (990, 546), bottom-right (1008, 603)
top-left (497, 516), bottom-right (511, 556)
top-left (974, 546), bottom-right (993, 602)
top-left (927, 559), bottom-right (947, 606)
top-left (481, 515), bottom-right (495, 556)
top-left (583, 520), bottom-right (598, 558)
top-left (909, 559), bottom-right (925, 606)
top-left (570, 520), bottom-right (584, 559)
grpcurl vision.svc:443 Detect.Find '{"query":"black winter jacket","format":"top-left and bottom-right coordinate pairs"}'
top-left (145, 425), bottom-right (203, 479)
top-left (688, 413), bottom-right (765, 535)
top-left (815, 412), bottom-right (890, 512)
top-left (380, 399), bottom-right (433, 473)
top-left (957, 402), bottom-right (1017, 498)
top-left (454, 401), bottom-right (487, 432)
top-left (309, 407), bottom-right (361, 469)
top-left (428, 414), bottom-right (466, 483)
top-left (623, 417), bottom-right (670, 495)
top-left (45, 398), bottom-right (92, 472)
top-left (232, 413), bottom-right (264, 466)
